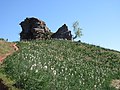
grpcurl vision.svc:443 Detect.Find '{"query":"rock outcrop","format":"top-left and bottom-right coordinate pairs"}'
top-left (20, 17), bottom-right (73, 41)
top-left (20, 17), bottom-right (52, 40)
top-left (51, 24), bottom-right (72, 40)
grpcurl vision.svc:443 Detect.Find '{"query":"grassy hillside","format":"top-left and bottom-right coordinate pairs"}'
top-left (3, 40), bottom-right (120, 90)
top-left (0, 40), bottom-right (14, 56)
top-left (0, 40), bottom-right (19, 90)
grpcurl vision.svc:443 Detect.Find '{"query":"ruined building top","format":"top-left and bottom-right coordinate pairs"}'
top-left (20, 17), bottom-right (72, 41)
top-left (20, 17), bottom-right (51, 40)
top-left (51, 24), bottom-right (72, 40)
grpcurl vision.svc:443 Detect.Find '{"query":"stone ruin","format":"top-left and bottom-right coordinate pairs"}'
top-left (51, 24), bottom-right (72, 40)
top-left (20, 17), bottom-right (52, 40)
top-left (20, 17), bottom-right (72, 41)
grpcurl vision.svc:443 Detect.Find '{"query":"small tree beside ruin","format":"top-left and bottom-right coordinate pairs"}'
top-left (72, 21), bottom-right (82, 40)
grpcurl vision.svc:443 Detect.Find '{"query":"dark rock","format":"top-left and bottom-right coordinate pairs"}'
top-left (20, 17), bottom-right (52, 40)
top-left (78, 40), bottom-right (81, 42)
top-left (51, 24), bottom-right (72, 40)
top-left (0, 79), bottom-right (9, 90)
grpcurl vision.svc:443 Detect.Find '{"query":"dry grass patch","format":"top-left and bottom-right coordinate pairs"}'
top-left (0, 41), bottom-right (15, 56)
top-left (111, 79), bottom-right (120, 89)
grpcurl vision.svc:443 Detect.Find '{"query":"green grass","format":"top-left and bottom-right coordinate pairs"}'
top-left (3, 40), bottom-right (120, 90)
top-left (0, 40), bottom-right (19, 90)
top-left (0, 68), bottom-right (19, 90)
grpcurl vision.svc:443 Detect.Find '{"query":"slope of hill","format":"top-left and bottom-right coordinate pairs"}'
top-left (0, 40), bottom-right (19, 90)
top-left (0, 40), bottom-right (14, 62)
top-left (3, 40), bottom-right (120, 90)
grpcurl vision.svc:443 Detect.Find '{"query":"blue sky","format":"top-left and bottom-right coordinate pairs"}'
top-left (0, 0), bottom-right (120, 51)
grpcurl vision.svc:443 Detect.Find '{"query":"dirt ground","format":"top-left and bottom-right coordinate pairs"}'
top-left (0, 43), bottom-right (18, 63)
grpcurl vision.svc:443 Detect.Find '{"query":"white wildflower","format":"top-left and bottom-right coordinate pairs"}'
top-left (53, 70), bottom-right (56, 75)
top-left (65, 68), bottom-right (67, 71)
top-left (65, 77), bottom-right (67, 80)
top-left (51, 67), bottom-right (54, 70)
top-left (94, 84), bottom-right (97, 88)
top-left (30, 66), bottom-right (33, 70)
top-left (44, 65), bottom-right (47, 70)
top-left (35, 69), bottom-right (38, 73)
top-left (33, 63), bottom-right (37, 67)
top-left (23, 72), bottom-right (26, 74)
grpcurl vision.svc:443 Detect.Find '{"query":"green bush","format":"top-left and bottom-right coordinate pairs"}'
top-left (3, 40), bottom-right (120, 90)
top-left (0, 38), bottom-right (5, 41)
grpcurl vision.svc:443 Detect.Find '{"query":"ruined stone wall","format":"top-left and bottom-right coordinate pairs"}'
top-left (20, 17), bottom-right (51, 40)
top-left (20, 17), bottom-right (72, 41)
top-left (51, 24), bottom-right (72, 40)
